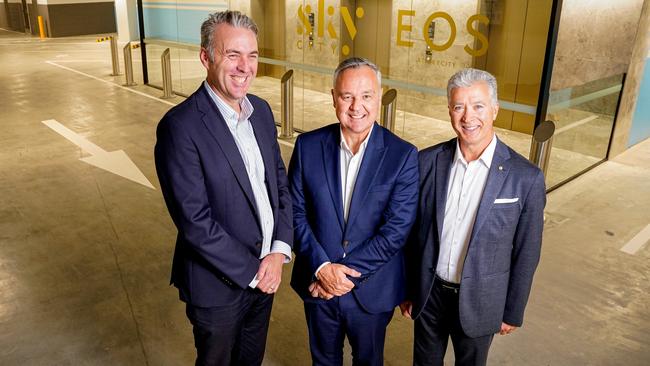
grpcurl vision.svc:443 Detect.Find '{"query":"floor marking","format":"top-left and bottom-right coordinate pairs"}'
top-left (42, 119), bottom-right (155, 190)
top-left (555, 115), bottom-right (599, 134)
top-left (46, 60), bottom-right (176, 107)
top-left (620, 223), bottom-right (650, 255)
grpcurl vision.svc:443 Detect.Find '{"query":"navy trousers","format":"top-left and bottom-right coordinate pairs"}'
top-left (304, 292), bottom-right (394, 366)
top-left (185, 289), bottom-right (274, 366)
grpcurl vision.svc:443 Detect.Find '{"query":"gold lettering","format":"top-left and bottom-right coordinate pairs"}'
top-left (318, 0), bottom-right (325, 37)
top-left (423, 12), bottom-right (455, 52)
top-left (465, 14), bottom-right (489, 57)
top-left (297, 39), bottom-right (303, 50)
top-left (397, 10), bottom-right (415, 47)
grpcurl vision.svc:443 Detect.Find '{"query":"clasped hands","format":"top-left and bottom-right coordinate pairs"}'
top-left (309, 263), bottom-right (361, 300)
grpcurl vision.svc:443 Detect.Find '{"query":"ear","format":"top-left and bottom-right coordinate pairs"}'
top-left (331, 89), bottom-right (336, 108)
top-left (493, 103), bottom-right (499, 120)
top-left (199, 48), bottom-right (211, 69)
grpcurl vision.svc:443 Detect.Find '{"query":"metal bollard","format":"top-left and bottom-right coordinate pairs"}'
top-left (380, 89), bottom-right (397, 132)
top-left (110, 36), bottom-right (121, 76)
top-left (37, 16), bottom-right (45, 39)
top-left (280, 70), bottom-right (294, 139)
top-left (529, 120), bottom-right (556, 176)
top-left (123, 43), bottom-right (136, 86)
top-left (161, 48), bottom-right (174, 99)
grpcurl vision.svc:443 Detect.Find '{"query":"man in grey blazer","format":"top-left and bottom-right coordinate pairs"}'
top-left (400, 68), bottom-right (546, 366)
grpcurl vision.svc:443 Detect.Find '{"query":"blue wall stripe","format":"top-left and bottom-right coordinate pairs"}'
top-left (628, 58), bottom-right (650, 147)
top-left (144, 7), bottom-right (221, 44)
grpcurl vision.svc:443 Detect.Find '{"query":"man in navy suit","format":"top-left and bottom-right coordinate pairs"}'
top-left (154, 11), bottom-right (292, 366)
top-left (400, 68), bottom-right (546, 366)
top-left (289, 57), bottom-right (419, 366)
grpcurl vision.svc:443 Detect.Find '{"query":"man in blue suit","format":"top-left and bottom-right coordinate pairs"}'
top-left (289, 57), bottom-right (419, 366)
top-left (400, 68), bottom-right (546, 366)
top-left (154, 11), bottom-right (292, 366)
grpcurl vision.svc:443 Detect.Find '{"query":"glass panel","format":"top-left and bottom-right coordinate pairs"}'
top-left (544, 0), bottom-right (644, 189)
top-left (140, 0), bottom-right (554, 156)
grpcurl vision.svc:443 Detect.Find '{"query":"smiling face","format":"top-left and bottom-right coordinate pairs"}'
top-left (332, 65), bottom-right (380, 142)
top-left (200, 23), bottom-right (258, 112)
top-left (448, 81), bottom-right (499, 160)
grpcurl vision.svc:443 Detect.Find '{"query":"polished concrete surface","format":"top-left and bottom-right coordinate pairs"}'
top-left (1, 29), bottom-right (648, 365)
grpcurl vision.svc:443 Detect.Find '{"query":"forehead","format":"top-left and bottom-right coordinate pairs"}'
top-left (449, 81), bottom-right (491, 102)
top-left (335, 66), bottom-right (379, 91)
top-left (213, 23), bottom-right (257, 48)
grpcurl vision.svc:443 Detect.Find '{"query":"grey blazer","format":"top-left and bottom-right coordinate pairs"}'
top-left (406, 137), bottom-right (546, 338)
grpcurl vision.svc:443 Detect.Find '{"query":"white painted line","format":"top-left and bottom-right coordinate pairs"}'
top-left (45, 60), bottom-right (176, 107)
top-left (555, 115), bottom-right (599, 134)
top-left (42, 119), bottom-right (155, 190)
top-left (620, 224), bottom-right (650, 255)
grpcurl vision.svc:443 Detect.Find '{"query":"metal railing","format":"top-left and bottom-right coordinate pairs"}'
top-left (123, 43), bottom-right (136, 86)
top-left (529, 120), bottom-right (556, 176)
top-left (110, 36), bottom-right (121, 76)
top-left (161, 48), bottom-right (174, 99)
top-left (280, 70), bottom-right (294, 139)
top-left (381, 89), bottom-right (397, 132)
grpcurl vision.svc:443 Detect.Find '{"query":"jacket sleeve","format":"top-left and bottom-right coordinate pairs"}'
top-left (502, 169), bottom-right (546, 326)
top-left (340, 146), bottom-right (419, 283)
top-left (154, 114), bottom-right (259, 289)
top-left (289, 136), bottom-right (331, 274)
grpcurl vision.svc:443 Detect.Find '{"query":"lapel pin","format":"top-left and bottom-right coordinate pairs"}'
top-left (498, 165), bottom-right (503, 171)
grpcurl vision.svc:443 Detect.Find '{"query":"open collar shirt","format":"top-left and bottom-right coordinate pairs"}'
top-left (436, 134), bottom-right (497, 284)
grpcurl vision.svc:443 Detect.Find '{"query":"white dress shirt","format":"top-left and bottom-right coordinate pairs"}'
top-left (314, 126), bottom-right (373, 276)
top-left (437, 135), bottom-right (497, 284)
top-left (203, 81), bottom-right (291, 288)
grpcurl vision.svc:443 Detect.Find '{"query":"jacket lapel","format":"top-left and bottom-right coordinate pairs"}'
top-left (435, 140), bottom-right (455, 242)
top-left (468, 138), bottom-right (511, 243)
top-left (322, 126), bottom-right (345, 231)
top-left (196, 87), bottom-right (259, 219)
top-left (346, 124), bottom-right (387, 229)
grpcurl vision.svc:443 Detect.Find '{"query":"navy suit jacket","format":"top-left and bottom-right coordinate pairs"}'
top-left (289, 123), bottom-right (419, 314)
top-left (154, 86), bottom-right (292, 307)
top-left (406, 137), bottom-right (546, 338)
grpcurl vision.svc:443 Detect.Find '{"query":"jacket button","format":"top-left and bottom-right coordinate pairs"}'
top-left (256, 242), bottom-right (262, 248)
top-left (342, 240), bottom-right (349, 247)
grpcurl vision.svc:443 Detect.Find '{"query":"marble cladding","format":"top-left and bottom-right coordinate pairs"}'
top-left (610, 0), bottom-right (650, 157)
top-left (551, 0), bottom-right (644, 91)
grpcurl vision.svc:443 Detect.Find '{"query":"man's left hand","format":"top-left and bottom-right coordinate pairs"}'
top-left (499, 322), bottom-right (518, 335)
top-left (256, 253), bottom-right (285, 294)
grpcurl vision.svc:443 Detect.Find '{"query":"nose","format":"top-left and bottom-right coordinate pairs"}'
top-left (461, 106), bottom-right (474, 122)
top-left (237, 57), bottom-right (249, 71)
top-left (349, 97), bottom-right (362, 111)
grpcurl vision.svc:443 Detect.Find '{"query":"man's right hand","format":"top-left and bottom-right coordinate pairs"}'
top-left (399, 301), bottom-right (413, 319)
top-left (316, 263), bottom-right (361, 296)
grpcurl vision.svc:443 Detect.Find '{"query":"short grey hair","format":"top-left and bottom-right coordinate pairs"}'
top-left (333, 57), bottom-right (382, 88)
top-left (447, 68), bottom-right (498, 106)
top-left (201, 11), bottom-right (258, 63)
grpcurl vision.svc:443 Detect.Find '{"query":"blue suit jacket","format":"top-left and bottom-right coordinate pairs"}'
top-left (154, 86), bottom-right (292, 307)
top-left (289, 123), bottom-right (419, 314)
top-left (406, 137), bottom-right (546, 337)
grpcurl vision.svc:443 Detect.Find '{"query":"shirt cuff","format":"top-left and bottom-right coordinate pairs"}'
top-left (270, 240), bottom-right (292, 263)
top-left (249, 274), bottom-right (259, 289)
top-left (314, 262), bottom-right (331, 279)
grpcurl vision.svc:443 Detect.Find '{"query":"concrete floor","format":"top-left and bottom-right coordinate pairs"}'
top-left (1, 29), bottom-right (648, 365)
